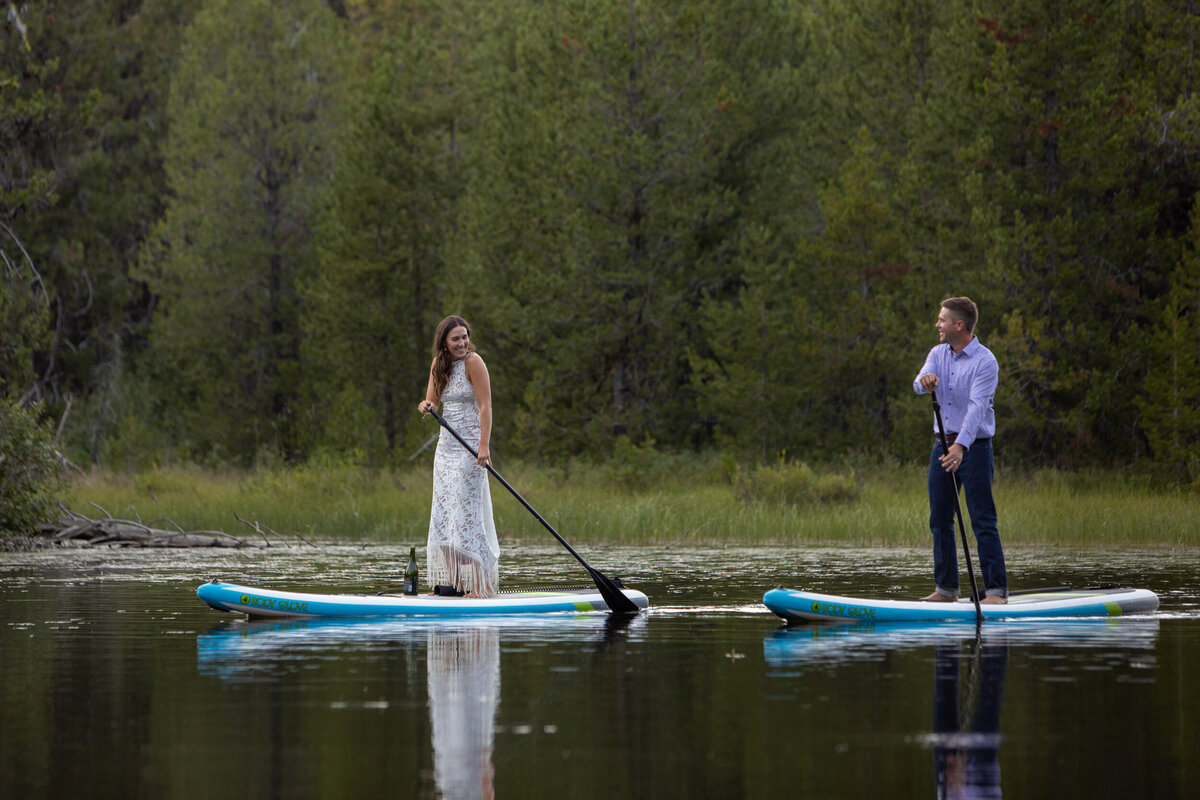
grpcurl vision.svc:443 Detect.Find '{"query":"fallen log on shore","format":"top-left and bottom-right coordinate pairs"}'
top-left (32, 506), bottom-right (312, 548)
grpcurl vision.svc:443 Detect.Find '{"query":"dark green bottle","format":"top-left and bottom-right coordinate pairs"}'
top-left (403, 546), bottom-right (419, 595)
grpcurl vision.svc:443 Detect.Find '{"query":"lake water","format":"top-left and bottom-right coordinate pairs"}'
top-left (1, 543), bottom-right (1197, 799)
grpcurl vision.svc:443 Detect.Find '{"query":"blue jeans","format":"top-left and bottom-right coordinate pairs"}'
top-left (928, 439), bottom-right (1007, 598)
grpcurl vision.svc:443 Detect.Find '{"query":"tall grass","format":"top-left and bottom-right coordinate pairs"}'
top-left (59, 457), bottom-right (1200, 550)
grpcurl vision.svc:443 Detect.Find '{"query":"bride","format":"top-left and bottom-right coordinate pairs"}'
top-left (418, 315), bottom-right (500, 598)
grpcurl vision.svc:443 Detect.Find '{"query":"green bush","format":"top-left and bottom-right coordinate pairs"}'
top-left (597, 435), bottom-right (716, 491)
top-left (732, 458), bottom-right (859, 508)
top-left (0, 397), bottom-right (65, 535)
top-left (600, 435), bottom-right (664, 490)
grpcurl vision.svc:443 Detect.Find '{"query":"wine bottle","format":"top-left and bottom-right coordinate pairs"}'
top-left (403, 546), bottom-right (419, 595)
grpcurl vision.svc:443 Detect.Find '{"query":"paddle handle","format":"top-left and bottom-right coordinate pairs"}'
top-left (426, 411), bottom-right (578, 556)
top-left (931, 391), bottom-right (984, 621)
top-left (426, 409), bottom-right (638, 613)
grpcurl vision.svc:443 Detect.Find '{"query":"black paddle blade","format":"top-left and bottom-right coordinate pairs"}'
top-left (428, 408), bottom-right (643, 616)
top-left (588, 567), bottom-right (640, 614)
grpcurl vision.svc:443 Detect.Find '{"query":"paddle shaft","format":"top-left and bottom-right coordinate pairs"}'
top-left (931, 391), bottom-right (984, 622)
top-left (427, 409), bottom-right (640, 614)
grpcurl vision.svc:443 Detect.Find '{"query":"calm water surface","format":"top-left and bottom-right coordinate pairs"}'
top-left (1, 543), bottom-right (1198, 799)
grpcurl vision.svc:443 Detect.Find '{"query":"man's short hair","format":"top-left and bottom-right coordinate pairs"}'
top-left (941, 297), bottom-right (979, 333)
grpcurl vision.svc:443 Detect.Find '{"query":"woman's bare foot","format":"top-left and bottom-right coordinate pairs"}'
top-left (919, 591), bottom-right (957, 602)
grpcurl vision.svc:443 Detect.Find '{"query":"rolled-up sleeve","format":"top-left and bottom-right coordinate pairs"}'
top-left (913, 348), bottom-right (940, 395)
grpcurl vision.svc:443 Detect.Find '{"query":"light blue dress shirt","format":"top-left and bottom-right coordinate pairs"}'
top-left (912, 337), bottom-right (998, 449)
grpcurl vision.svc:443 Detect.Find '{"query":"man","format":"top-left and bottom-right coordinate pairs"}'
top-left (913, 297), bottom-right (1008, 604)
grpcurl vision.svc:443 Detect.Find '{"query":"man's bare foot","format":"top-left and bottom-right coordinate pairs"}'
top-left (980, 594), bottom-right (1007, 605)
top-left (919, 591), bottom-right (957, 602)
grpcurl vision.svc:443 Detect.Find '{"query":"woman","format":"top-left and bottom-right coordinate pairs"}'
top-left (418, 315), bottom-right (500, 597)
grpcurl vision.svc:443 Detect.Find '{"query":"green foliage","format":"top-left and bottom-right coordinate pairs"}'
top-left (62, 461), bottom-right (1200, 547)
top-left (0, 397), bottom-right (64, 535)
top-left (304, 3), bottom-right (470, 460)
top-left (0, 226), bottom-right (50, 393)
top-left (598, 436), bottom-right (682, 492)
top-left (459, 0), bottom-right (782, 455)
top-left (305, 383), bottom-right (385, 465)
top-left (137, 0), bottom-right (349, 464)
top-left (1137, 199), bottom-right (1200, 487)
top-left (1, 1), bottom-right (195, 460)
top-left (731, 459), bottom-right (859, 509)
top-left (101, 414), bottom-right (163, 473)
top-left (5, 0), bottom-right (1200, 478)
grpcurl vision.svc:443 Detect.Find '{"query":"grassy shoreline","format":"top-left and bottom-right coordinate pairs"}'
top-left (56, 461), bottom-right (1200, 551)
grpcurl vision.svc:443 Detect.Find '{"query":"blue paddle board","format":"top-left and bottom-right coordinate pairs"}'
top-left (198, 580), bottom-right (649, 618)
top-left (763, 586), bottom-right (1158, 623)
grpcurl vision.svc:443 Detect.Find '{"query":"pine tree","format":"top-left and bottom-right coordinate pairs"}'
top-left (138, 0), bottom-right (348, 462)
top-left (461, 0), bottom-right (795, 456)
top-left (304, 0), bottom-right (474, 461)
top-left (1137, 197), bottom-right (1200, 484)
top-left (903, 1), bottom-right (1174, 464)
top-left (1, 1), bottom-right (194, 462)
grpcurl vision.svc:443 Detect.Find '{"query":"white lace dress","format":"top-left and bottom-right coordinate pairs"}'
top-left (428, 356), bottom-right (500, 596)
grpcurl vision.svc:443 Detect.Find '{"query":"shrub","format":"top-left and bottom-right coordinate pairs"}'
top-left (732, 458), bottom-right (859, 507)
top-left (598, 435), bottom-right (714, 491)
top-left (0, 397), bottom-right (65, 535)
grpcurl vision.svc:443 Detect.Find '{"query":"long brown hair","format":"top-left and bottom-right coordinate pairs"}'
top-left (430, 315), bottom-right (474, 399)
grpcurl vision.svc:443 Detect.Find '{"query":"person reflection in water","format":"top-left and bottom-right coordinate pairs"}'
top-left (428, 626), bottom-right (500, 800)
top-left (932, 642), bottom-right (1007, 799)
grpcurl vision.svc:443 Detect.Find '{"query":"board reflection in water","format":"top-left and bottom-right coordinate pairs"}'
top-left (428, 626), bottom-right (499, 800)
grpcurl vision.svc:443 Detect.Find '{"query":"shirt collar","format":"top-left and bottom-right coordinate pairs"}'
top-left (949, 336), bottom-right (980, 357)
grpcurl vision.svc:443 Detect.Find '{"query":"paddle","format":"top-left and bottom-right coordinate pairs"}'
top-left (931, 391), bottom-right (984, 623)
top-left (426, 409), bottom-right (641, 615)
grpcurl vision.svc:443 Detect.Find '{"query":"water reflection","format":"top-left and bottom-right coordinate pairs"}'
top-left (930, 641), bottom-right (1006, 799)
top-left (428, 626), bottom-right (498, 800)
top-left (761, 617), bottom-right (1160, 670)
top-left (195, 612), bottom-right (642, 799)
top-left (763, 619), bottom-right (1162, 798)
top-left (195, 613), bottom-right (634, 677)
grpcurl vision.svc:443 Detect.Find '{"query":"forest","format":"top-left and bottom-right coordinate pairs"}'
top-left (3, 0), bottom-right (1200, 499)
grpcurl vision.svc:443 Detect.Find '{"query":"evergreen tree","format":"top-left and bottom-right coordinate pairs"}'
top-left (907, 2), bottom-right (1171, 463)
top-left (463, 0), bottom-right (794, 455)
top-left (138, 0), bottom-right (348, 463)
top-left (1, 1), bottom-right (194, 461)
top-left (691, 226), bottom-right (815, 461)
top-left (305, 0), bottom-right (474, 461)
top-left (1, 224), bottom-right (49, 399)
top-left (695, 1), bottom-right (943, 460)
top-left (1137, 197), bottom-right (1200, 484)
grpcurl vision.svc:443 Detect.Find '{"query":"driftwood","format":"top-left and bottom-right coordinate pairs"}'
top-left (32, 504), bottom-right (312, 549)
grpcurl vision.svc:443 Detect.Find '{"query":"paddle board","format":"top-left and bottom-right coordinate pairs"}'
top-left (197, 580), bottom-right (649, 618)
top-left (762, 586), bottom-right (1158, 623)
